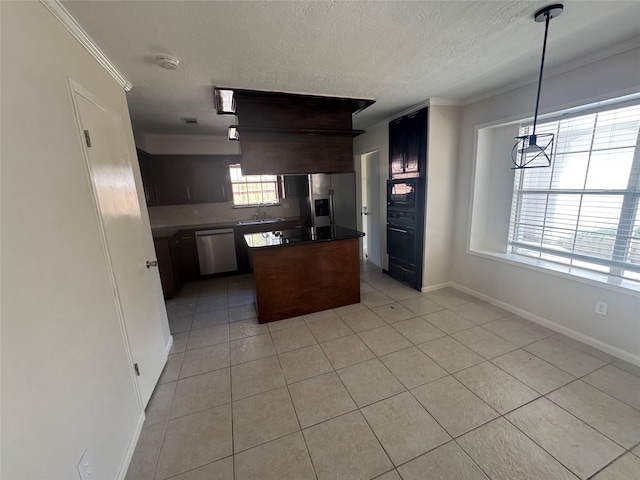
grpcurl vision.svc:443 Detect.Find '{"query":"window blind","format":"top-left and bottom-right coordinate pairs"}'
top-left (509, 103), bottom-right (640, 282)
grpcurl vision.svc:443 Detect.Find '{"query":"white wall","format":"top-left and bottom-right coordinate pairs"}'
top-left (453, 46), bottom-right (640, 362)
top-left (423, 106), bottom-right (459, 287)
top-left (354, 123), bottom-right (389, 269)
top-left (135, 133), bottom-right (240, 155)
top-left (1, 2), bottom-right (154, 477)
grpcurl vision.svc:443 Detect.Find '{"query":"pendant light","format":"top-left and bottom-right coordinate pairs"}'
top-left (512, 3), bottom-right (563, 169)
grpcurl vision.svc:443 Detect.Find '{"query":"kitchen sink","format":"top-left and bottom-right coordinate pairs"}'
top-left (237, 218), bottom-right (286, 225)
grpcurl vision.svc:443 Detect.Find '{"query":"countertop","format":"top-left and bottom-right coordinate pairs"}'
top-left (151, 217), bottom-right (303, 239)
top-left (244, 225), bottom-right (364, 248)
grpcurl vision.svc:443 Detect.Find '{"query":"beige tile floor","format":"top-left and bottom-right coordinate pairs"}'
top-left (126, 263), bottom-right (640, 480)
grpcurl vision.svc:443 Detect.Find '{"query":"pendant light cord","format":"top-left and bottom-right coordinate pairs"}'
top-left (532, 11), bottom-right (551, 137)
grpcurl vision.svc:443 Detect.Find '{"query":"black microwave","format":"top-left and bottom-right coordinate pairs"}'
top-left (387, 178), bottom-right (421, 209)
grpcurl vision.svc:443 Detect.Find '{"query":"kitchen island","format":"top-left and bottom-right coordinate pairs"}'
top-left (245, 226), bottom-right (364, 323)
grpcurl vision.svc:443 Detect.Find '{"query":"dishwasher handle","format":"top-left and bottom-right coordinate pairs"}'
top-left (196, 229), bottom-right (235, 236)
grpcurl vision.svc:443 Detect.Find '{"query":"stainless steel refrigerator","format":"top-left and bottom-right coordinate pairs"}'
top-left (306, 173), bottom-right (357, 229)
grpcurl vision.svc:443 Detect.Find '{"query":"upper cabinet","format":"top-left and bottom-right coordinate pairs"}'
top-left (190, 160), bottom-right (229, 203)
top-left (137, 149), bottom-right (158, 206)
top-left (137, 151), bottom-right (237, 206)
top-left (215, 88), bottom-right (375, 175)
top-left (389, 107), bottom-right (427, 178)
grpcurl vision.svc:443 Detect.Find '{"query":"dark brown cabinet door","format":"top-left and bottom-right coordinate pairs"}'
top-left (190, 161), bottom-right (229, 203)
top-left (404, 110), bottom-right (425, 175)
top-left (388, 108), bottom-right (427, 178)
top-left (137, 150), bottom-right (157, 206)
top-left (389, 118), bottom-right (405, 176)
top-left (175, 231), bottom-right (200, 280)
top-left (283, 175), bottom-right (308, 197)
top-left (153, 158), bottom-right (191, 205)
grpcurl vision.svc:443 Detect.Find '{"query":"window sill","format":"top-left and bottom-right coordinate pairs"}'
top-left (232, 204), bottom-right (281, 209)
top-left (467, 248), bottom-right (640, 296)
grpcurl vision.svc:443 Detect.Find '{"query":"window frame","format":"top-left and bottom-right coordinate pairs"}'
top-left (508, 102), bottom-right (640, 283)
top-left (228, 164), bottom-right (280, 208)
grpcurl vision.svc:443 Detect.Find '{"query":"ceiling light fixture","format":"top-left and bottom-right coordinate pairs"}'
top-left (512, 3), bottom-right (563, 169)
top-left (156, 54), bottom-right (180, 70)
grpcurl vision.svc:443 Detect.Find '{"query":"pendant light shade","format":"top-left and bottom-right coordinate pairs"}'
top-left (512, 3), bottom-right (563, 169)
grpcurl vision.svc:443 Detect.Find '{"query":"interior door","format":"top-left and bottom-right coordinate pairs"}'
top-left (71, 82), bottom-right (170, 407)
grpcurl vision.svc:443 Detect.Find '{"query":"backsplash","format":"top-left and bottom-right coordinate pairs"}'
top-left (147, 198), bottom-right (301, 227)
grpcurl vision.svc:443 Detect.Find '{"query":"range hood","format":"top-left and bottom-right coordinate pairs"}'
top-left (214, 87), bottom-right (374, 175)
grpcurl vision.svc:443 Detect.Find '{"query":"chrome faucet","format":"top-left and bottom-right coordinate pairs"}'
top-left (254, 202), bottom-right (267, 220)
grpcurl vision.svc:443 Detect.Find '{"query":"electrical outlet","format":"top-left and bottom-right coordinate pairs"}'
top-left (595, 301), bottom-right (608, 316)
top-left (77, 449), bottom-right (92, 479)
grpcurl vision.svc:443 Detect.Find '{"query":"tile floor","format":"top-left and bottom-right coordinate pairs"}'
top-left (126, 263), bottom-right (640, 480)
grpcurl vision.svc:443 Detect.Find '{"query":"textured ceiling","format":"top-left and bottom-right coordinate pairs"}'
top-left (61, 1), bottom-right (640, 136)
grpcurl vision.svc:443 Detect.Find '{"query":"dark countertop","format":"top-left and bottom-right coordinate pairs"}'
top-left (244, 225), bottom-right (364, 248)
top-left (151, 217), bottom-right (303, 239)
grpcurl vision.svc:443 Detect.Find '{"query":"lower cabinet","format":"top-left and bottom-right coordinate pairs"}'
top-left (154, 230), bottom-right (200, 299)
top-left (154, 237), bottom-right (180, 299)
top-left (155, 219), bottom-right (304, 298)
top-left (388, 258), bottom-right (418, 289)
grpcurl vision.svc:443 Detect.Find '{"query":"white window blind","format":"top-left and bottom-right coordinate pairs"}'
top-left (228, 164), bottom-right (279, 206)
top-left (509, 103), bottom-right (640, 283)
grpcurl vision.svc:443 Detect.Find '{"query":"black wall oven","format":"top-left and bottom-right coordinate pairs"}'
top-left (387, 178), bottom-right (419, 209)
top-left (386, 178), bottom-right (424, 289)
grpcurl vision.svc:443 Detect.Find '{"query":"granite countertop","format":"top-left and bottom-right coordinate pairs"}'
top-left (244, 225), bottom-right (364, 248)
top-left (151, 217), bottom-right (302, 239)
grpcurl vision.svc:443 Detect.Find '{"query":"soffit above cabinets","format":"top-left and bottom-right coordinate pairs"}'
top-left (215, 88), bottom-right (374, 175)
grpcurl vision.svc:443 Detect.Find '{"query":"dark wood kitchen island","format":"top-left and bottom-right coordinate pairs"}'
top-left (245, 226), bottom-right (364, 323)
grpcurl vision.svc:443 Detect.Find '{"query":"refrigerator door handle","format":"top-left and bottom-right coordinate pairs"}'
top-left (329, 188), bottom-right (335, 225)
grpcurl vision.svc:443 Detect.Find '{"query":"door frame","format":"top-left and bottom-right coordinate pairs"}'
top-left (355, 148), bottom-right (384, 269)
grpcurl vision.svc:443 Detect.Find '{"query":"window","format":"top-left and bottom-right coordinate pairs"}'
top-left (509, 103), bottom-right (640, 283)
top-left (228, 164), bottom-right (279, 206)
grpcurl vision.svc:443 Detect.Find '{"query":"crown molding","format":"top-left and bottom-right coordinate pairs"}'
top-left (40, 0), bottom-right (133, 91)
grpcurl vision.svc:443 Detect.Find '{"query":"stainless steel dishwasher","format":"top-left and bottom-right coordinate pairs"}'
top-left (195, 229), bottom-right (238, 275)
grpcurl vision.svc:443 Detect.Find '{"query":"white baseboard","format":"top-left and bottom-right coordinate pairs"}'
top-left (450, 282), bottom-right (640, 367)
top-left (165, 334), bottom-right (174, 358)
top-left (116, 411), bottom-right (145, 480)
top-left (421, 281), bottom-right (453, 293)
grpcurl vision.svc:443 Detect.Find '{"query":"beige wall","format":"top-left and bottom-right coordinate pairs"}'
top-left (423, 106), bottom-right (459, 288)
top-left (354, 122), bottom-right (390, 269)
top-left (452, 46), bottom-right (640, 362)
top-left (135, 133), bottom-right (240, 155)
top-left (148, 197), bottom-right (301, 227)
top-left (1, 2), bottom-right (152, 478)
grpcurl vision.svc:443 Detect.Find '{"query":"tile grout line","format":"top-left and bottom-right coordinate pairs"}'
top-left (149, 272), bottom-right (638, 480)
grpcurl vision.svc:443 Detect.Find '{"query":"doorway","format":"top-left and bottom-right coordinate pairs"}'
top-left (359, 151), bottom-right (383, 269)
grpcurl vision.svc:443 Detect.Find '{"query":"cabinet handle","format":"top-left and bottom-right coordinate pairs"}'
top-left (388, 227), bottom-right (408, 234)
top-left (146, 260), bottom-right (158, 268)
top-left (186, 186), bottom-right (191, 200)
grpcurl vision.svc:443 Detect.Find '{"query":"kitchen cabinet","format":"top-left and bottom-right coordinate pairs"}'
top-left (283, 175), bottom-right (308, 198)
top-left (153, 157), bottom-right (191, 205)
top-left (137, 152), bottom-right (238, 206)
top-left (153, 229), bottom-right (200, 299)
top-left (389, 107), bottom-right (427, 178)
top-left (174, 230), bottom-right (200, 281)
top-left (190, 160), bottom-right (229, 203)
top-left (137, 149), bottom-right (158, 206)
top-left (154, 236), bottom-right (180, 299)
